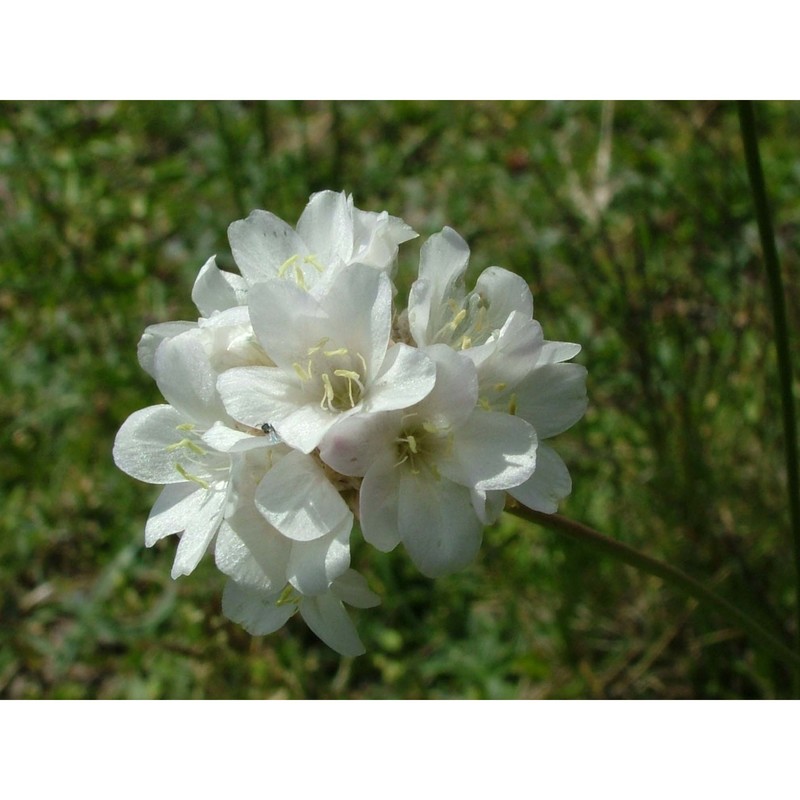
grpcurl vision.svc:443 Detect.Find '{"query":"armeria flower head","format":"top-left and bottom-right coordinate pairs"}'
top-left (217, 262), bottom-right (437, 454)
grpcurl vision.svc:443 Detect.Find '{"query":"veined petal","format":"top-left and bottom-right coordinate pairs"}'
top-left (363, 343), bottom-right (436, 414)
top-left (296, 190), bottom-right (354, 267)
top-left (113, 405), bottom-right (198, 484)
top-left (145, 482), bottom-right (203, 545)
top-left (217, 365), bottom-right (303, 430)
top-left (398, 468), bottom-right (483, 577)
top-left (439, 409), bottom-right (537, 491)
top-left (247, 280), bottom-right (328, 372)
top-left (222, 580), bottom-right (296, 636)
top-left (214, 522), bottom-right (282, 592)
top-left (359, 452), bottom-right (402, 552)
top-left (154, 328), bottom-right (227, 427)
top-left (330, 570), bottom-right (381, 609)
top-left (509, 442), bottom-right (572, 514)
top-left (416, 345), bottom-right (478, 431)
top-left (515, 363), bottom-right (588, 439)
top-left (287, 516), bottom-right (351, 596)
top-left (137, 321), bottom-right (196, 378)
top-left (317, 263), bottom-right (392, 378)
top-left (319, 411), bottom-right (398, 477)
top-left (171, 484), bottom-right (227, 578)
top-left (255, 450), bottom-right (351, 542)
top-left (409, 227), bottom-right (471, 346)
top-left (300, 593), bottom-right (365, 657)
top-left (474, 266), bottom-right (533, 325)
top-left (228, 210), bottom-right (309, 286)
top-left (191, 255), bottom-right (247, 317)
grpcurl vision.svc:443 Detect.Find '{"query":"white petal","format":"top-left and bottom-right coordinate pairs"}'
top-left (515, 363), bottom-right (588, 439)
top-left (415, 345), bottom-right (478, 431)
top-left (191, 255), bottom-right (247, 317)
top-left (440, 409), bottom-right (537, 491)
top-left (255, 450), bottom-right (351, 542)
top-left (317, 264), bottom-right (392, 378)
top-left (474, 266), bottom-right (533, 324)
top-left (363, 343), bottom-right (436, 413)
top-left (171, 486), bottom-right (227, 577)
top-left (154, 328), bottom-right (227, 427)
top-left (287, 516), bottom-right (351, 596)
top-left (222, 580), bottom-right (295, 636)
top-left (296, 190), bottom-right (354, 267)
top-left (537, 340), bottom-right (582, 365)
top-left (409, 227), bottom-right (471, 346)
top-left (145, 482), bottom-right (203, 546)
top-left (330, 570), bottom-right (381, 609)
top-left (247, 280), bottom-right (328, 373)
top-left (359, 452), bottom-right (403, 552)
top-left (114, 405), bottom-right (193, 484)
top-left (300, 593), bottom-right (365, 657)
top-left (228, 209), bottom-right (308, 286)
top-left (214, 522), bottom-right (280, 592)
top-left (351, 206), bottom-right (417, 270)
top-left (137, 321), bottom-right (196, 378)
top-left (318, 411), bottom-right (398, 477)
top-left (397, 469), bottom-right (483, 577)
top-left (509, 442), bottom-right (572, 514)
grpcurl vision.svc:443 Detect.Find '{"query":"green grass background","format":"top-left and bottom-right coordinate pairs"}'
top-left (2, 100), bottom-right (798, 698)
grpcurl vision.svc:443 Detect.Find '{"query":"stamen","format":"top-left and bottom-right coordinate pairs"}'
top-left (175, 463), bottom-right (210, 489)
top-left (304, 254), bottom-right (325, 272)
top-left (276, 585), bottom-right (299, 607)
top-left (294, 263), bottom-right (307, 290)
top-left (320, 373), bottom-right (335, 410)
top-left (293, 362), bottom-right (312, 381)
top-left (324, 347), bottom-right (348, 357)
top-left (166, 438), bottom-right (206, 456)
top-left (307, 338), bottom-right (330, 355)
top-left (508, 393), bottom-right (518, 416)
top-left (278, 254), bottom-right (299, 277)
top-left (176, 423), bottom-right (195, 432)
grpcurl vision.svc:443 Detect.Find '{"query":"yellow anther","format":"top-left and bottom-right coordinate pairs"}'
top-left (406, 435), bottom-right (418, 454)
top-left (294, 263), bottom-right (307, 290)
top-left (320, 373), bottom-right (335, 409)
top-left (422, 421), bottom-right (439, 434)
top-left (307, 337), bottom-right (330, 355)
top-left (166, 438), bottom-right (206, 456)
top-left (460, 335), bottom-right (472, 350)
top-left (278, 254), bottom-right (299, 277)
top-left (478, 397), bottom-right (491, 411)
top-left (176, 423), bottom-right (195, 432)
top-left (276, 585), bottom-right (299, 607)
top-left (508, 393), bottom-right (518, 416)
top-left (324, 347), bottom-right (348, 357)
top-left (293, 361), bottom-right (312, 381)
top-left (449, 309), bottom-right (467, 330)
top-left (175, 463), bottom-right (210, 489)
top-left (304, 254), bottom-right (325, 273)
top-left (493, 382), bottom-right (507, 393)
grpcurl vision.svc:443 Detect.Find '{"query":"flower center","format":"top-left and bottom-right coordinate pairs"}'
top-left (165, 423), bottom-right (228, 488)
top-left (432, 293), bottom-right (491, 350)
top-left (292, 338), bottom-right (368, 413)
top-left (394, 416), bottom-right (450, 476)
top-left (277, 253), bottom-right (325, 290)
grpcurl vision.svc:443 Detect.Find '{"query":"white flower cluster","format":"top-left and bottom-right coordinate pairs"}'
top-left (113, 191), bottom-right (587, 656)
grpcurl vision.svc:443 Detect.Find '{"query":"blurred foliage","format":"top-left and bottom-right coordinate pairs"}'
top-left (1, 100), bottom-right (799, 698)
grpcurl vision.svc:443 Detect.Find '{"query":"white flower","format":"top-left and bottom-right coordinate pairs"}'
top-left (319, 345), bottom-right (538, 577)
top-left (218, 263), bottom-right (437, 454)
top-left (407, 226), bottom-right (533, 352)
top-left (113, 325), bottom-right (275, 578)
top-left (228, 190), bottom-right (416, 290)
top-left (221, 569), bottom-right (380, 657)
top-left (406, 226), bottom-right (587, 515)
